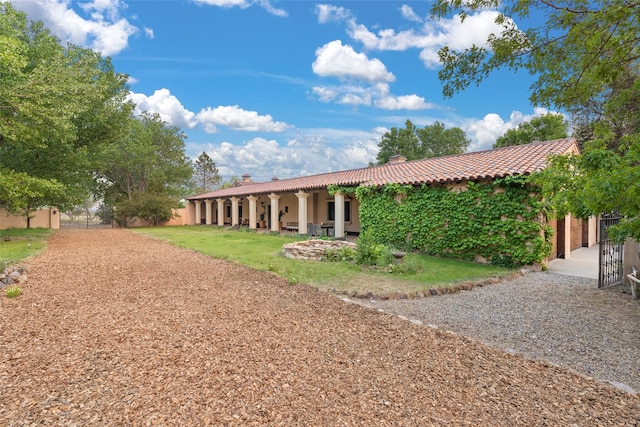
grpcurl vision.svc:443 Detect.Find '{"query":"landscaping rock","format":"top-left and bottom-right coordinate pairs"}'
top-left (282, 239), bottom-right (357, 261)
top-left (0, 266), bottom-right (27, 288)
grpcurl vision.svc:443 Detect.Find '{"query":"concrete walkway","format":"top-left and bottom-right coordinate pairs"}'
top-left (547, 244), bottom-right (599, 279)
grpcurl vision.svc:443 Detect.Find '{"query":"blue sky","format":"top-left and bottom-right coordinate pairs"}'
top-left (12, 0), bottom-right (555, 182)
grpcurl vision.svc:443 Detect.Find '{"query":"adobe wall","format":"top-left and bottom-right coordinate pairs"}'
top-left (570, 216), bottom-right (583, 251)
top-left (114, 208), bottom-right (189, 228)
top-left (0, 208), bottom-right (60, 230)
top-left (586, 217), bottom-right (598, 247)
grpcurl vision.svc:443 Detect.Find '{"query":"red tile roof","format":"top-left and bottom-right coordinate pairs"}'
top-left (187, 138), bottom-right (578, 200)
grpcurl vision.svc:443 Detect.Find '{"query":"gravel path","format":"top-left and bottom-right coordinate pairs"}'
top-left (1, 229), bottom-right (639, 425)
top-left (362, 272), bottom-right (640, 394)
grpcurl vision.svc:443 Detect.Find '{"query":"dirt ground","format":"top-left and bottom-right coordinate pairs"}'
top-left (1, 229), bottom-right (639, 426)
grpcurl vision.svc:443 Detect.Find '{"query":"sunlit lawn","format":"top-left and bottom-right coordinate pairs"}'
top-left (135, 226), bottom-right (514, 295)
top-left (0, 228), bottom-right (54, 265)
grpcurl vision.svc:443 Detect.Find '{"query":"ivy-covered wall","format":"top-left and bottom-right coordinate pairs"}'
top-left (354, 176), bottom-right (553, 267)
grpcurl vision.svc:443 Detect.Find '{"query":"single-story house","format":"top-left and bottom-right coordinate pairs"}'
top-left (186, 138), bottom-right (596, 264)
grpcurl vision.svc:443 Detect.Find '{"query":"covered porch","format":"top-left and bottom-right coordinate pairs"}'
top-left (186, 187), bottom-right (360, 239)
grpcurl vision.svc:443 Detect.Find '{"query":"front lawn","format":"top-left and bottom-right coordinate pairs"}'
top-left (0, 228), bottom-right (54, 267)
top-left (135, 226), bottom-right (513, 296)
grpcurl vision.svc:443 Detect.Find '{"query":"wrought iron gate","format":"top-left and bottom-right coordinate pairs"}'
top-left (598, 212), bottom-right (623, 288)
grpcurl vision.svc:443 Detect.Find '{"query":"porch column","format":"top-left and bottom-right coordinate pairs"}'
top-left (216, 198), bottom-right (225, 226)
top-left (204, 199), bottom-right (213, 225)
top-left (247, 196), bottom-right (258, 230)
top-left (230, 197), bottom-right (240, 227)
top-left (268, 193), bottom-right (281, 232)
top-left (194, 200), bottom-right (202, 225)
top-left (334, 191), bottom-right (345, 239)
top-left (295, 191), bottom-right (310, 235)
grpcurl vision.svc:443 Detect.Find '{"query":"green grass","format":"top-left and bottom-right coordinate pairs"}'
top-left (0, 228), bottom-right (54, 266)
top-left (135, 226), bottom-right (513, 296)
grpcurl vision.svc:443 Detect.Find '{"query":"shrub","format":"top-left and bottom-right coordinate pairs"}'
top-left (4, 285), bottom-right (22, 298)
top-left (114, 193), bottom-right (177, 227)
top-left (323, 245), bottom-right (357, 262)
top-left (356, 231), bottom-right (395, 267)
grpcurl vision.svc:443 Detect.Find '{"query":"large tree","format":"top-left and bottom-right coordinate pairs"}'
top-left (416, 121), bottom-right (470, 158)
top-left (376, 120), bottom-right (469, 164)
top-left (431, 0), bottom-right (640, 241)
top-left (98, 112), bottom-right (193, 225)
top-left (570, 64), bottom-right (640, 152)
top-left (0, 3), bottom-right (130, 220)
top-left (431, 1), bottom-right (639, 111)
top-left (192, 152), bottom-right (221, 194)
top-left (494, 113), bottom-right (569, 148)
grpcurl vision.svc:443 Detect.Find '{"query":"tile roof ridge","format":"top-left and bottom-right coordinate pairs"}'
top-left (369, 138), bottom-right (575, 169)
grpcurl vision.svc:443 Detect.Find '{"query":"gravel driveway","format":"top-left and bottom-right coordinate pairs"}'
top-left (363, 273), bottom-right (640, 394)
top-left (1, 229), bottom-right (639, 425)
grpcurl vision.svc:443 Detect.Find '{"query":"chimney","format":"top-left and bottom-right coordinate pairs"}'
top-left (242, 173), bottom-right (251, 182)
top-left (387, 154), bottom-right (407, 165)
top-left (272, 176), bottom-right (279, 181)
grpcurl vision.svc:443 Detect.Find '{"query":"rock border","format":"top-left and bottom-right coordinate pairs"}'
top-left (0, 265), bottom-right (28, 289)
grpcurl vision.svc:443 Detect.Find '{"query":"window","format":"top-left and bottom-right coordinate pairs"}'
top-left (327, 201), bottom-right (351, 222)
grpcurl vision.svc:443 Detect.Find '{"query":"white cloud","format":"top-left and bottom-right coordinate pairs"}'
top-left (193, 0), bottom-right (287, 16)
top-left (78, 0), bottom-right (121, 19)
top-left (339, 93), bottom-right (372, 107)
top-left (196, 105), bottom-right (289, 133)
top-left (463, 113), bottom-right (511, 152)
top-left (316, 4), bottom-right (351, 24)
top-left (127, 90), bottom-right (289, 134)
top-left (256, 0), bottom-right (288, 17)
top-left (341, 138), bottom-right (381, 166)
top-left (344, 9), bottom-right (506, 69)
top-left (462, 107), bottom-right (558, 152)
top-left (376, 95), bottom-right (435, 110)
top-left (312, 40), bottom-right (395, 83)
top-left (400, 5), bottom-right (422, 23)
top-left (311, 86), bottom-right (339, 103)
top-left (127, 89), bottom-right (197, 129)
top-left (13, 0), bottom-right (138, 56)
top-left (193, 0), bottom-right (251, 8)
top-left (144, 27), bottom-right (154, 39)
top-left (348, 21), bottom-right (436, 52)
top-left (312, 82), bottom-right (435, 111)
top-left (418, 11), bottom-right (507, 68)
top-left (193, 128), bottom-right (383, 181)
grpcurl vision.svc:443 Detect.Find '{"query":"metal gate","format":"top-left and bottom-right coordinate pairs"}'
top-left (598, 212), bottom-right (623, 288)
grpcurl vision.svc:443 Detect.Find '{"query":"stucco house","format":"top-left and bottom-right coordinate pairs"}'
top-left (186, 138), bottom-right (596, 263)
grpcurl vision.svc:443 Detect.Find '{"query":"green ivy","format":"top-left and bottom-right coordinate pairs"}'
top-left (355, 177), bottom-right (552, 267)
top-left (327, 185), bottom-right (357, 196)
